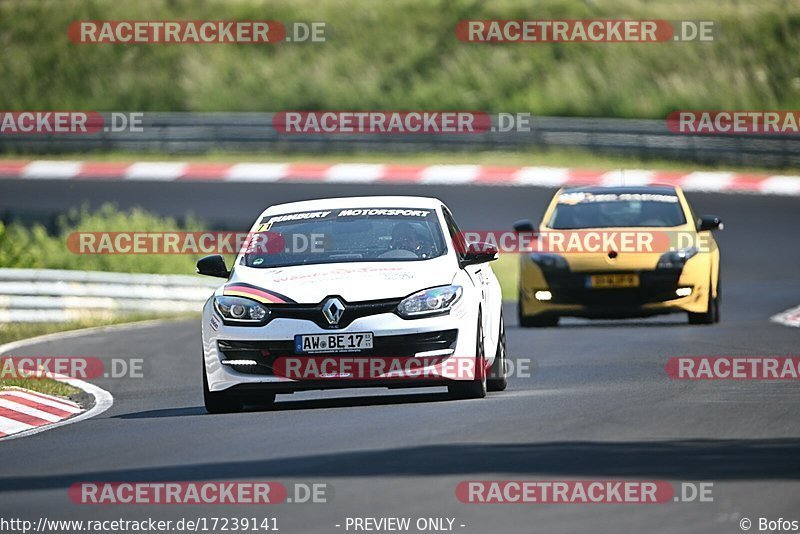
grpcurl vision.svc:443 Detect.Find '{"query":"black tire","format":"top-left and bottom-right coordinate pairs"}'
top-left (243, 392), bottom-right (277, 409)
top-left (448, 313), bottom-right (487, 399)
top-left (516, 292), bottom-right (530, 326)
top-left (488, 314), bottom-right (508, 392)
top-left (518, 291), bottom-right (559, 327)
top-left (714, 270), bottom-right (721, 323)
top-left (688, 277), bottom-right (720, 325)
top-left (203, 361), bottom-right (243, 414)
top-left (527, 315), bottom-right (559, 327)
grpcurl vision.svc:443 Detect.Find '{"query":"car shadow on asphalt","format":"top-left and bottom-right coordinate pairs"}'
top-left (1, 438), bottom-right (799, 492)
top-left (114, 391), bottom-right (454, 419)
top-left (512, 319), bottom-right (690, 329)
top-left (501, 302), bottom-right (690, 329)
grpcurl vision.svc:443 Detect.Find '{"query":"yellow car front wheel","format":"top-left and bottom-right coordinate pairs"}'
top-left (688, 277), bottom-right (720, 325)
top-left (517, 290), bottom-right (559, 327)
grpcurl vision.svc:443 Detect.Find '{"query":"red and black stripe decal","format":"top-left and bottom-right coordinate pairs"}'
top-left (222, 283), bottom-right (295, 304)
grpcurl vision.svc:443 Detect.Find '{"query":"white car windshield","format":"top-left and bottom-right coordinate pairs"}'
top-left (241, 207), bottom-right (447, 268)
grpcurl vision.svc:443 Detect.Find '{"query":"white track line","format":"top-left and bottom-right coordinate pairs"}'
top-left (680, 171), bottom-right (735, 192)
top-left (124, 162), bottom-right (187, 181)
top-left (325, 163), bottom-right (385, 183)
top-left (6, 161), bottom-right (800, 196)
top-left (225, 163), bottom-right (289, 182)
top-left (22, 161), bottom-right (82, 179)
top-left (1, 390), bottom-right (82, 413)
top-left (419, 165), bottom-right (480, 184)
top-left (599, 169), bottom-right (656, 187)
top-left (0, 377), bottom-right (112, 442)
top-left (771, 305), bottom-right (800, 328)
top-left (0, 415), bottom-right (34, 434)
top-left (760, 176), bottom-right (800, 196)
top-left (0, 399), bottom-right (63, 422)
top-left (512, 166), bottom-right (571, 187)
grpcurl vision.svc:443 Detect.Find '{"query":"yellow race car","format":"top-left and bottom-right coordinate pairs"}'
top-left (514, 185), bottom-right (722, 327)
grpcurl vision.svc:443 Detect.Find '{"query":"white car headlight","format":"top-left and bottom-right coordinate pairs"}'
top-left (214, 296), bottom-right (270, 325)
top-left (397, 285), bottom-right (463, 318)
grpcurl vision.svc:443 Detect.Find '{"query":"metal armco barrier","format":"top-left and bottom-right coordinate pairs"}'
top-left (0, 269), bottom-right (219, 322)
top-left (1, 113), bottom-right (799, 169)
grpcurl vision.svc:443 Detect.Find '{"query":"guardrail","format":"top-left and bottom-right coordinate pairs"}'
top-left (1, 113), bottom-right (798, 169)
top-left (0, 269), bottom-right (219, 322)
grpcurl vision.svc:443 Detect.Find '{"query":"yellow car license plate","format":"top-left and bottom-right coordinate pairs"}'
top-left (589, 273), bottom-right (640, 288)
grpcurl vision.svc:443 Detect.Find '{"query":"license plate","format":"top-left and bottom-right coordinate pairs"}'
top-left (588, 273), bottom-right (640, 288)
top-left (294, 332), bottom-right (374, 354)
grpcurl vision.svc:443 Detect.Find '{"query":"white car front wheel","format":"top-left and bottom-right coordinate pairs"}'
top-left (447, 313), bottom-right (487, 399)
top-left (203, 359), bottom-right (244, 414)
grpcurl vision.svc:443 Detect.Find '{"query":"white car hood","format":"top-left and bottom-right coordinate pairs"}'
top-left (227, 257), bottom-right (456, 303)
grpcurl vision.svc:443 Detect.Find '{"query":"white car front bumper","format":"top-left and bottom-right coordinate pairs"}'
top-left (202, 297), bottom-right (482, 394)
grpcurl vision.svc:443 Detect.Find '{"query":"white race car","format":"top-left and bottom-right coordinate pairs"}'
top-left (198, 196), bottom-right (507, 413)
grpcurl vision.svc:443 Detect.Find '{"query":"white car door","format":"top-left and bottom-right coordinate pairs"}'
top-left (441, 206), bottom-right (498, 357)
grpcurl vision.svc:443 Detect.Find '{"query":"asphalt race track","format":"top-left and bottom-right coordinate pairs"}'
top-left (1, 178), bottom-right (799, 533)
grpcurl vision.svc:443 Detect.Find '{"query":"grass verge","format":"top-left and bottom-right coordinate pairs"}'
top-left (492, 253), bottom-right (519, 302)
top-left (2, 0), bottom-right (799, 118)
top-left (0, 204), bottom-right (207, 274)
top-left (0, 312), bottom-right (197, 346)
top-left (0, 379), bottom-right (81, 398)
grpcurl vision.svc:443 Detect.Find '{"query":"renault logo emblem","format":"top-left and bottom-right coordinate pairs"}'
top-left (322, 297), bottom-right (345, 326)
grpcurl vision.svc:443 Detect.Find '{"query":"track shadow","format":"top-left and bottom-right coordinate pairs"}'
top-left (1, 438), bottom-right (798, 492)
top-left (115, 407), bottom-right (208, 419)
